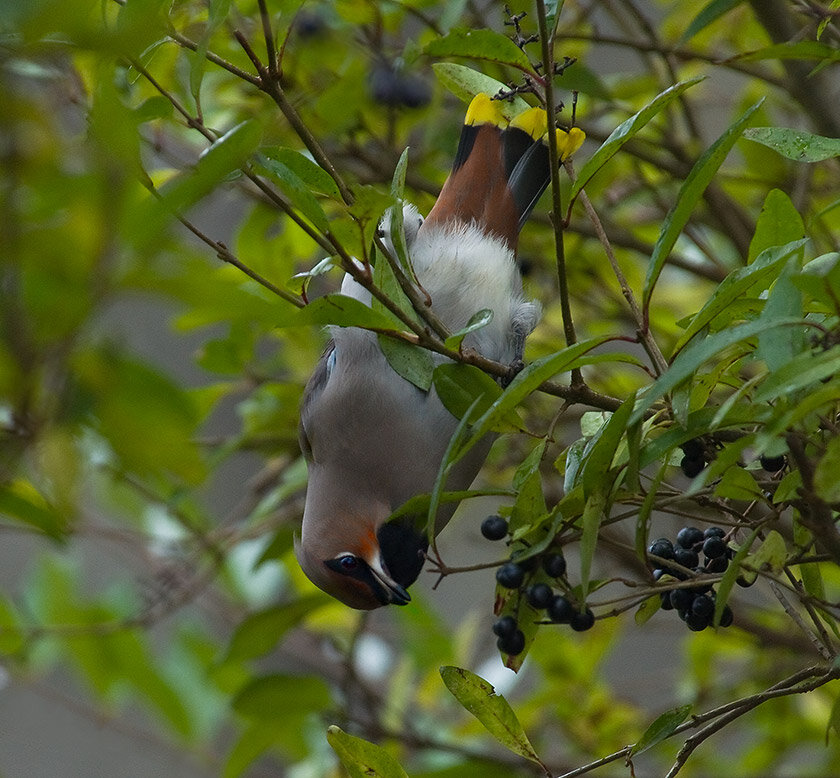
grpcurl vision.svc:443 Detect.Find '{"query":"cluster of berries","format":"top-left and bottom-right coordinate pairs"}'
top-left (481, 515), bottom-right (594, 656)
top-left (649, 526), bottom-right (741, 631)
top-left (680, 438), bottom-right (786, 479)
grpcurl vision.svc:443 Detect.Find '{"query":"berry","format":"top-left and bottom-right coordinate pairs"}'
top-left (681, 455), bottom-right (705, 478)
top-left (736, 575), bottom-right (755, 588)
top-left (718, 604), bottom-right (734, 627)
top-left (652, 568), bottom-right (666, 581)
top-left (570, 608), bottom-right (596, 632)
top-left (677, 526), bottom-right (704, 549)
top-left (517, 555), bottom-right (539, 572)
top-left (660, 592), bottom-right (674, 610)
top-left (395, 75), bottom-right (431, 109)
top-left (527, 583), bottom-right (554, 609)
top-left (705, 555), bottom-right (728, 573)
top-left (481, 515), bottom-right (508, 541)
top-left (703, 537), bottom-right (727, 559)
top-left (681, 439), bottom-right (703, 460)
top-left (685, 611), bottom-right (709, 631)
top-left (760, 454), bottom-right (786, 472)
top-left (492, 615), bottom-right (517, 638)
top-left (542, 552), bottom-right (567, 578)
top-left (670, 588), bottom-right (694, 612)
top-left (704, 526), bottom-right (726, 539)
top-left (496, 562), bottom-right (526, 589)
top-left (648, 538), bottom-right (675, 560)
top-left (691, 594), bottom-right (714, 618)
top-left (548, 595), bottom-right (575, 623)
top-left (497, 629), bottom-right (526, 655)
top-left (674, 547), bottom-right (699, 569)
top-left (294, 11), bottom-right (327, 38)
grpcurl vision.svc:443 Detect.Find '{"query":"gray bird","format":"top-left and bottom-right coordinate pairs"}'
top-left (296, 93), bottom-right (578, 609)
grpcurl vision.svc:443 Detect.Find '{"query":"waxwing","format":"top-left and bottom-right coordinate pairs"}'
top-left (296, 93), bottom-right (584, 609)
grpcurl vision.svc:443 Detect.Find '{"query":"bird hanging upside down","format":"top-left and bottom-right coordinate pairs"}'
top-left (296, 93), bottom-right (584, 609)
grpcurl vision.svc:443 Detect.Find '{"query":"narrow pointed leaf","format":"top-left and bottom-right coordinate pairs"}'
top-left (643, 98), bottom-right (764, 310)
top-left (439, 666), bottom-right (542, 764)
top-left (743, 127), bottom-right (840, 162)
top-left (326, 726), bottom-right (409, 778)
top-left (432, 63), bottom-right (530, 118)
top-left (679, 0), bottom-right (744, 43)
top-left (425, 28), bottom-right (534, 72)
top-left (631, 705), bottom-right (693, 756)
top-left (570, 78), bottom-right (705, 200)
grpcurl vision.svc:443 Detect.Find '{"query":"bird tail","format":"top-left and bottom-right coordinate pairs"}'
top-left (422, 93), bottom-right (584, 248)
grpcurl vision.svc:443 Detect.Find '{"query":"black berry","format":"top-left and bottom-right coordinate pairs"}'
top-left (481, 515), bottom-right (508, 541)
top-left (760, 454), bottom-right (786, 472)
top-left (705, 555), bottom-right (728, 573)
top-left (496, 562), bottom-right (526, 589)
top-left (674, 547), bottom-right (699, 569)
top-left (681, 455), bottom-right (705, 478)
top-left (670, 588), bottom-right (694, 612)
top-left (736, 575), bottom-right (755, 588)
top-left (691, 594), bottom-right (714, 618)
top-left (718, 604), bottom-right (734, 627)
top-left (570, 608), bottom-right (596, 632)
top-left (681, 439), bottom-right (703, 460)
top-left (685, 611), bottom-right (709, 631)
top-left (648, 538), bottom-right (675, 560)
top-left (704, 526), bottom-right (726, 539)
top-left (492, 615), bottom-right (517, 638)
top-left (660, 592), bottom-right (674, 610)
top-left (548, 595), bottom-right (575, 623)
top-left (676, 526), bottom-right (704, 549)
top-left (497, 629), bottom-right (526, 655)
top-left (703, 536), bottom-right (727, 559)
top-left (542, 552), bottom-right (567, 578)
top-left (527, 583), bottom-right (554, 609)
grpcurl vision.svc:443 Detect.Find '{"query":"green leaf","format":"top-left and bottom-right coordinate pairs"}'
top-left (630, 705), bottom-right (693, 756)
top-left (255, 154), bottom-right (329, 232)
top-left (0, 479), bottom-right (66, 538)
top-left (326, 726), bottom-right (409, 778)
top-left (753, 344), bottom-right (840, 403)
top-left (631, 316), bottom-right (804, 424)
top-left (433, 363), bottom-right (519, 431)
top-left (439, 666), bottom-right (542, 764)
top-left (792, 252), bottom-right (840, 306)
top-left (755, 255), bottom-right (804, 372)
top-left (232, 674), bottom-right (331, 719)
top-left (570, 77), bottom-right (705, 200)
top-left (431, 63), bottom-right (531, 118)
top-left (444, 309), bottom-right (494, 350)
top-left (815, 436), bottom-right (840, 503)
top-left (281, 293), bottom-right (400, 330)
top-left (0, 595), bottom-right (24, 655)
top-left (635, 594), bottom-right (662, 626)
top-left (748, 190), bottom-right (806, 263)
top-left (224, 596), bottom-right (328, 662)
top-left (738, 529), bottom-right (788, 585)
top-left (643, 98), bottom-right (764, 310)
top-left (734, 41), bottom-right (840, 63)
top-left (679, 0), bottom-right (744, 43)
top-left (377, 336), bottom-right (435, 391)
top-left (424, 28), bottom-right (534, 73)
top-left (743, 127), bottom-right (840, 162)
top-left (580, 392), bottom-right (637, 498)
top-left (461, 336), bottom-right (613, 454)
top-left (715, 526), bottom-right (761, 624)
top-left (714, 466), bottom-right (762, 501)
top-left (261, 146), bottom-right (342, 199)
top-left (579, 488), bottom-right (606, 599)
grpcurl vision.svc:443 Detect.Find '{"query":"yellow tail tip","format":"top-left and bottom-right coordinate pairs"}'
top-left (510, 106), bottom-right (549, 139)
top-left (465, 93), bottom-right (508, 128)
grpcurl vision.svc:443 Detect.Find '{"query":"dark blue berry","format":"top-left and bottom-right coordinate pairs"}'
top-left (703, 537), bottom-right (727, 559)
top-left (543, 552), bottom-right (567, 578)
top-left (481, 515), bottom-right (508, 541)
top-left (527, 583), bottom-right (554, 609)
top-left (649, 538), bottom-right (675, 559)
top-left (681, 456), bottom-right (705, 478)
top-left (660, 592), bottom-right (674, 610)
top-left (548, 595), bottom-right (575, 623)
top-left (492, 615), bottom-right (517, 638)
top-left (497, 629), bottom-right (525, 655)
top-left (674, 547), bottom-right (699, 568)
top-left (570, 608), bottom-right (595, 631)
top-left (496, 562), bottom-right (526, 589)
top-left (677, 526), bottom-right (704, 549)
top-left (719, 605), bottom-right (734, 627)
top-left (760, 454), bottom-right (786, 472)
top-left (691, 594), bottom-right (714, 617)
top-left (705, 555), bottom-right (728, 573)
top-left (670, 588), bottom-right (694, 612)
top-left (704, 526), bottom-right (726, 539)
top-left (685, 611), bottom-right (709, 631)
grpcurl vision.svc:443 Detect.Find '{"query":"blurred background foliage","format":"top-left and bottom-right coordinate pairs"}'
top-left (1, 0), bottom-right (840, 776)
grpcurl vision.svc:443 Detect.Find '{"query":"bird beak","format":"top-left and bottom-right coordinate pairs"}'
top-left (369, 556), bottom-right (412, 606)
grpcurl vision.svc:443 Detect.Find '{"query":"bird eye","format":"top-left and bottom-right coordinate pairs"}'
top-left (338, 555), bottom-right (359, 571)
